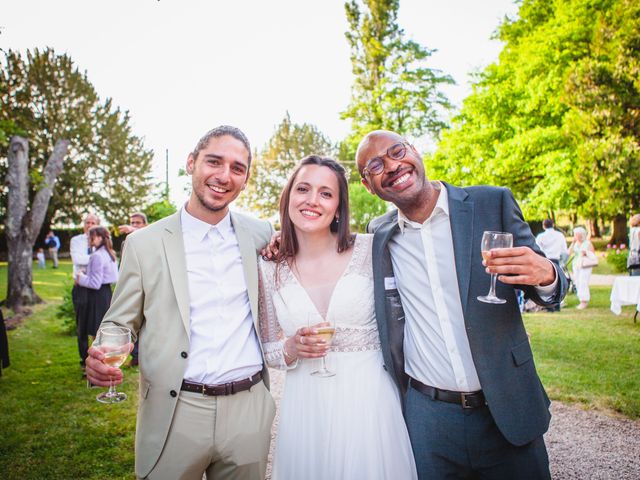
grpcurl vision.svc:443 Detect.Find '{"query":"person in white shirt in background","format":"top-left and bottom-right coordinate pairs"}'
top-left (536, 218), bottom-right (569, 311)
top-left (69, 213), bottom-right (100, 373)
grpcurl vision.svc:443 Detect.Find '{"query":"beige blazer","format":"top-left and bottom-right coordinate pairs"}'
top-left (101, 210), bottom-right (274, 478)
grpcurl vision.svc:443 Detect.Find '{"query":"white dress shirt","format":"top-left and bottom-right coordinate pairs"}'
top-left (389, 185), bottom-right (481, 392)
top-left (535, 228), bottom-right (568, 261)
top-left (180, 207), bottom-right (263, 385)
top-left (70, 233), bottom-right (90, 277)
top-left (389, 184), bottom-right (557, 392)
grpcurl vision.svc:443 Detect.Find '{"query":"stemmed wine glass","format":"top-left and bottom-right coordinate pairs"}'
top-left (308, 312), bottom-right (336, 377)
top-left (93, 326), bottom-right (131, 403)
top-left (477, 231), bottom-right (513, 304)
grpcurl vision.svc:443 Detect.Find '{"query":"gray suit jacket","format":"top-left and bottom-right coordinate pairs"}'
top-left (101, 210), bottom-right (274, 478)
top-left (368, 183), bottom-right (567, 447)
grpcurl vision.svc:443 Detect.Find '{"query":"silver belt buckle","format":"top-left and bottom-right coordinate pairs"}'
top-left (461, 392), bottom-right (473, 409)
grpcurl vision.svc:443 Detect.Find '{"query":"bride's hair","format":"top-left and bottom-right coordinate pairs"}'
top-left (276, 155), bottom-right (353, 268)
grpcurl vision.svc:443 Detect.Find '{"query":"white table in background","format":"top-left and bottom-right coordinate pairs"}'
top-left (609, 276), bottom-right (640, 322)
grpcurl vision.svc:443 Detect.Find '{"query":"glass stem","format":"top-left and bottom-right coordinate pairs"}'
top-left (489, 273), bottom-right (498, 297)
top-left (108, 376), bottom-right (116, 397)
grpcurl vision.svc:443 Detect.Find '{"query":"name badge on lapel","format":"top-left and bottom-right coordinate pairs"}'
top-left (384, 276), bottom-right (397, 291)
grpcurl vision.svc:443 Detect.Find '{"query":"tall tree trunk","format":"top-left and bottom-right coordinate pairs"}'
top-left (589, 218), bottom-right (601, 238)
top-left (5, 136), bottom-right (69, 311)
top-left (609, 214), bottom-right (628, 246)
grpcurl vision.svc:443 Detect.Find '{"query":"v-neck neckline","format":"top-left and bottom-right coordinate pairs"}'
top-left (283, 235), bottom-right (360, 321)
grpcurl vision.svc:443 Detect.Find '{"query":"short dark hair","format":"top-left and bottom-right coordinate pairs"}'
top-left (543, 218), bottom-right (554, 229)
top-left (277, 156), bottom-right (353, 265)
top-left (130, 212), bottom-right (148, 225)
top-left (191, 125), bottom-right (252, 167)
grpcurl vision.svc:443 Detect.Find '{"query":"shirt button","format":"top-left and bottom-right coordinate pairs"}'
top-left (170, 390), bottom-right (177, 397)
top-left (181, 351), bottom-right (188, 359)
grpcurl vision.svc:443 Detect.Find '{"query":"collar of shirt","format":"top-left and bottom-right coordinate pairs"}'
top-left (397, 181), bottom-right (449, 233)
top-left (180, 205), bottom-right (232, 242)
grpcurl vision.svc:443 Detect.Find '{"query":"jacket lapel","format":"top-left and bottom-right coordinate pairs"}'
top-left (445, 182), bottom-right (474, 318)
top-left (231, 212), bottom-right (259, 328)
top-left (161, 212), bottom-right (191, 338)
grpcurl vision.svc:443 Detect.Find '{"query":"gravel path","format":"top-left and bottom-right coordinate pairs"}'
top-left (266, 369), bottom-right (640, 479)
top-left (546, 402), bottom-right (640, 479)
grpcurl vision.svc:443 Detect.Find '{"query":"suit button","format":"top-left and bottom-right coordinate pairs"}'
top-left (181, 351), bottom-right (188, 359)
top-left (170, 390), bottom-right (177, 397)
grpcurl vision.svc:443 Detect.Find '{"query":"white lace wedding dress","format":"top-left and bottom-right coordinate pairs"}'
top-left (259, 234), bottom-right (417, 480)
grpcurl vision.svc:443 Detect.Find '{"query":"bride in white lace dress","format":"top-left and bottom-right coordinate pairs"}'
top-left (258, 156), bottom-right (417, 480)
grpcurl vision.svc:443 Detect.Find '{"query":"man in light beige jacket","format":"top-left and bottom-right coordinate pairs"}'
top-left (86, 126), bottom-right (275, 480)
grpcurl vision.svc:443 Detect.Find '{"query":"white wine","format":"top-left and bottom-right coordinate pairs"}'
top-left (103, 351), bottom-right (128, 368)
top-left (481, 250), bottom-right (491, 262)
top-left (316, 326), bottom-right (336, 343)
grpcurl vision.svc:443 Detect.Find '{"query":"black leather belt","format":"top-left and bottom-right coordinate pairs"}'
top-left (181, 371), bottom-right (263, 396)
top-left (409, 377), bottom-right (486, 409)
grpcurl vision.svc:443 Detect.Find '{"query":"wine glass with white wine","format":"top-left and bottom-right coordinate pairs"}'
top-left (93, 326), bottom-right (131, 403)
top-left (308, 312), bottom-right (336, 377)
top-left (477, 231), bottom-right (513, 304)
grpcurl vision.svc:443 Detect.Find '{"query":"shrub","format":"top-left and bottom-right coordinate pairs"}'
top-left (605, 244), bottom-right (629, 273)
top-left (56, 278), bottom-right (76, 335)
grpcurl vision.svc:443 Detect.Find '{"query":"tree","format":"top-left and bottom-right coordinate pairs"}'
top-left (239, 112), bottom-right (335, 219)
top-left (431, 0), bottom-right (627, 229)
top-left (0, 48), bottom-right (154, 228)
top-left (341, 0), bottom-right (453, 170)
top-left (5, 136), bottom-right (68, 310)
top-left (144, 198), bottom-right (177, 224)
top-left (348, 182), bottom-right (387, 232)
top-left (564, 0), bottom-right (640, 244)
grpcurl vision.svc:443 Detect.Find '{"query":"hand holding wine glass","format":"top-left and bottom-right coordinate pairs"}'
top-left (478, 231), bottom-right (513, 304)
top-left (307, 312), bottom-right (336, 377)
top-left (93, 326), bottom-right (132, 403)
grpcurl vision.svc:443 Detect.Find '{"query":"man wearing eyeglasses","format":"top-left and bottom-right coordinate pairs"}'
top-left (356, 130), bottom-right (567, 479)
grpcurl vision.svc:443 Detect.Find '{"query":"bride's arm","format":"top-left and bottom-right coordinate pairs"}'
top-left (258, 261), bottom-right (299, 370)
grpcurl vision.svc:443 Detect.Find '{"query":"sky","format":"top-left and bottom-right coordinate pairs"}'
top-left (1, 0), bottom-right (520, 206)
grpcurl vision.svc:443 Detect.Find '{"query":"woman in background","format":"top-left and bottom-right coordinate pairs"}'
top-left (569, 226), bottom-right (595, 309)
top-left (75, 226), bottom-right (118, 340)
top-left (628, 214), bottom-right (640, 276)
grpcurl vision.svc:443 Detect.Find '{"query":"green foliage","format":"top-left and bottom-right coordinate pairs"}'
top-left (564, 0), bottom-right (640, 220)
top-left (56, 277), bottom-right (77, 335)
top-left (431, 0), bottom-right (637, 224)
top-left (348, 182), bottom-right (388, 232)
top-left (0, 48), bottom-right (154, 228)
top-left (239, 112), bottom-right (335, 219)
top-left (605, 245), bottom-right (629, 273)
top-left (144, 199), bottom-right (177, 224)
top-left (526, 285), bottom-right (640, 418)
top-left (342, 0), bottom-right (453, 148)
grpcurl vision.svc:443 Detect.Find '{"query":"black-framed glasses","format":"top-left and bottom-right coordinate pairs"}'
top-left (361, 142), bottom-right (409, 177)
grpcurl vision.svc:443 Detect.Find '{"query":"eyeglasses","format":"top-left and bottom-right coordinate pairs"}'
top-left (361, 142), bottom-right (409, 177)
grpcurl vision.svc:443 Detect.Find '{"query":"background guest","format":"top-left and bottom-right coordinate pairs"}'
top-left (75, 226), bottom-right (118, 352)
top-left (36, 248), bottom-right (46, 269)
top-left (536, 219), bottom-right (568, 311)
top-left (569, 227), bottom-right (595, 309)
top-left (70, 214), bottom-right (100, 372)
top-left (44, 231), bottom-right (61, 268)
top-left (628, 214), bottom-right (640, 276)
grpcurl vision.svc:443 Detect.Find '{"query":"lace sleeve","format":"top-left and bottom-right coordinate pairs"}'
top-left (258, 259), bottom-right (298, 370)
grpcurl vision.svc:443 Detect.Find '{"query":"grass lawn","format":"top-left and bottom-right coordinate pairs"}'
top-left (0, 261), bottom-right (137, 479)
top-left (525, 285), bottom-right (640, 418)
top-left (0, 261), bottom-right (639, 479)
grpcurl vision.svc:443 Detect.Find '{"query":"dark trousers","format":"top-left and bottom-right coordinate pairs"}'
top-left (72, 285), bottom-right (90, 365)
top-left (405, 383), bottom-right (551, 480)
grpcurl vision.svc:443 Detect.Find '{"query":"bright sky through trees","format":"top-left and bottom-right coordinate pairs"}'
top-left (2, 0), bottom-right (519, 204)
